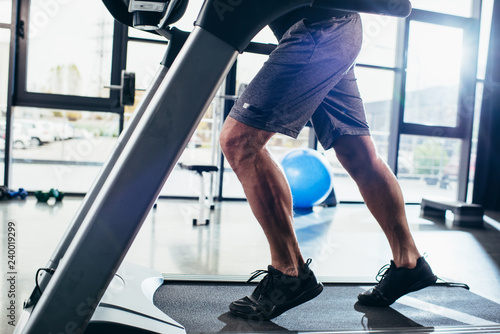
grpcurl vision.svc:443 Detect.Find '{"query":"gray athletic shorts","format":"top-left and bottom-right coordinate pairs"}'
top-left (228, 13), bottom-right (370, 150)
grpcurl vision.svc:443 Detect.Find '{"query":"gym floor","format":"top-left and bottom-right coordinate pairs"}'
top-left (1, 197), bottom-right (500, 333)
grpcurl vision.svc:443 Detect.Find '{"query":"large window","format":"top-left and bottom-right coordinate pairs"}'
top-left (4, 0), bottom-right (126, 190)
top-left (10, 107), bottom-right (120, 193)
top-left (0, 0), bottom-right (11, 24)
top-left (14, 0), bottom-right (125, 112)
top-left (404, 22), bottom-right (464, 127)
top-left (397, 9), bottom-right (480, 202)
top-left (398, 135), bottom-right (463, 202)
top-left (26, 0), bottom-right (114, 97)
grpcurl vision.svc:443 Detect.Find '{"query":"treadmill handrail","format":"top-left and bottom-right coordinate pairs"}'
top-left (196, 0), bottom-right (411, 53)
top-left (311, 0), bottom-right (412, 18)
top-left (104, 0), bottom-right (411, 51)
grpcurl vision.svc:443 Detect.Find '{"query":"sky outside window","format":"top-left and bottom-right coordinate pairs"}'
top-left (410, 0), bottom-right (474, 17)
top-left (404, 21), bottom-right (464, 127)
top-left (0, 29), bottom-right (10, 109)
top-left (26, 0), bottom-right (114, 97)
top-left (0, 0), bottom-right (12, 24)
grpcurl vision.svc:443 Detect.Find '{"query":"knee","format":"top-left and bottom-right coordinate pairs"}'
top-left (220, 117), bottom-right (273, 171)
top-left (337, 149), bottom-right (389, 184)
top-left (219, 126), bottom-right (239, 161)
top-left (335, 145), bottom-right (380, 180)
top-left (219, 125), bottom-right (258, 169)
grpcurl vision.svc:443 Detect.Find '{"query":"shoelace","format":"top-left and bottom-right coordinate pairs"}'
top-left (247, 259), bottom-right (313, 284)
top-left (246, 259), bottom-right (312, 295)
top-left (247, 269), bottom-right (269, 283)
top-left (375, 263), bottom-right (391, 282)
top-left (247, 269), bottom-right (273, 295)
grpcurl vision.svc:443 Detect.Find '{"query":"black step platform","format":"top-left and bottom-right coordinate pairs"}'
top-left (420, 198), bottom-right (484, 228)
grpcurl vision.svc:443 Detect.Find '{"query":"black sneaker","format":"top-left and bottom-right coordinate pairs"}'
top-left (358, 257), bottom-right (437, 307)
top-left (229, 259), bottom-right (323, 320)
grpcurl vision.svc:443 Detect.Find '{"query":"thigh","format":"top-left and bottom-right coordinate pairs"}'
top-left (311, 67), bottom-right (371, 150)
top-left (331, 135), bottom-right (377, 161)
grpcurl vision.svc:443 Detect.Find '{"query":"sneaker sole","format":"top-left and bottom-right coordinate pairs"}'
top-left (404, 274), bottom-right (438, 296)
top-left (230, 282), bottom-right (324, 320)
top-left (359, 274), bottom-right (438, 307)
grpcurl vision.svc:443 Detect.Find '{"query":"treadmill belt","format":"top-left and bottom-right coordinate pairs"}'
top-left (153, 282), bottom-right (500, 333)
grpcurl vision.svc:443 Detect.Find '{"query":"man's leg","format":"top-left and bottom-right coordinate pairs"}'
top-left (219, 116), bottom-right (304, 276)
top-left (220, 117), bottom-right (323, 320)
top-left (332, 135), bottom-right (420, 268)
top-left (332, 135), bottom-right (437, 307)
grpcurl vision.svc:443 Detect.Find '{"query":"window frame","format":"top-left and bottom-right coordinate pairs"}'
top-left (13, 0), bottom-right (128, 114)
top-left (391, 6), bottom-right (482, 201)
top-left (1, 0), bottom-right (16, 186)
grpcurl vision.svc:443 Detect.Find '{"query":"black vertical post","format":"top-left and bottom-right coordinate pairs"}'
top-left (388, 16), bottom-right (410, 176)
top-left (457, 15), bottom-right (480, 202)
top-left (3, 0), bottom-right (21, 187)
top-left (112, 21), bottom-right (128, 133)
top-left (472, 0), bottom-right (500, 209)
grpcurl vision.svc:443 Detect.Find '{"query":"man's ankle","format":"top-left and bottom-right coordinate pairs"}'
top-left (393, 254), bottom-right (421, 269)
top-left (271, 258), bottom-right (307, 277)
top-left (392, 245), bottom-right (422, 268)
top-left (272, 263), bottom-right (300, 276)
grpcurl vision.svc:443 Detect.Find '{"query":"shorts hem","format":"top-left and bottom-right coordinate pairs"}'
top-left (321, 128), bottom-right (371, 150)
top-left (229, 112), bottom-right (300, 139)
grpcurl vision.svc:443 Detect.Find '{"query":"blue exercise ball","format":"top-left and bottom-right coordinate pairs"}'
top-left (281, 148), bottom-right (333, 209)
